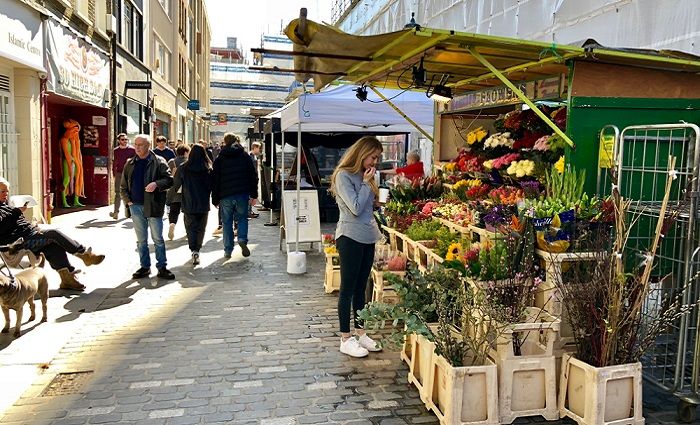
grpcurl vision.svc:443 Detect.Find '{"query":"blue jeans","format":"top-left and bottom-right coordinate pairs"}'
top-left (129, 204), bottom-right (167, 269)
top-left (220, 194), bottom-right (249, 254)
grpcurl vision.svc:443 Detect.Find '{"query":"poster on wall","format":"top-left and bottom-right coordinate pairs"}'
top-left (46, 19), bottom-right (110, 108)
top-left (83, 125), bottom-right (99, 148)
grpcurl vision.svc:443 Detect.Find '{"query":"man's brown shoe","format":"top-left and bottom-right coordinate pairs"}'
top-left (57, 268), bottom-right (86, 291)
top-left (75, 247), bottom-right (105, 266)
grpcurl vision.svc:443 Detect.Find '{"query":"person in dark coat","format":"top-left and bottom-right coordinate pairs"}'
top-left (211, 133), bottom-right (258, 259)
top-left (171, 144), bottom-right (211, 266)
top-left (166, 144), bottom-right (190, 240)
top-left (120, 134), bottom-right (175, 280)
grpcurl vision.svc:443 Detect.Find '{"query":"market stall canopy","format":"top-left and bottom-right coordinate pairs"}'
top-left (277, 84), bottom-right (434, 135)
top-left (283, 18), bottom-right (700, 95)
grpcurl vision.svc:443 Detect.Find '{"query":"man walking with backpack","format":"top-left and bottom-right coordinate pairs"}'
top-left (211, 133), bottom-right (258, 259)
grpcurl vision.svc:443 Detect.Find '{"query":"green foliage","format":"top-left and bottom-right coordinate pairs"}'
top-left (405, 219), bottom-right (444, 242)
top-left (545, 164), bottom-right (586, 206)
top-left (476, 242), bottom-right (509, 281)
top-left (433, 227), bottom-right (462, 258)
top-left (384, 200), bottom-right (417, 215)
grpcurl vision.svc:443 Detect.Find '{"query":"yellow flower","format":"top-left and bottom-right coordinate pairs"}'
top-left (445, 242), bottom-right (463, 261)
top-left (452, 180), bottom-right (469, 191)
top-left (555, 156), bottom-right (565, 174)
top-left (483, 160), bottom-right (494, 170)
top-left (324, 246), bottom-right (337, 254)
top-left (444, 162), bottom-right (457, 172)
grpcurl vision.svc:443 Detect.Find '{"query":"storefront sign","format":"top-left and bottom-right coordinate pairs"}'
top-left (46, 19), bottom-right (109, 108)
top-left (448, 75), bottom-right (565, 112)
top-left (125, 80), bottom-right (152, 90)
top-left (0, 1), bottom-right (44, 71)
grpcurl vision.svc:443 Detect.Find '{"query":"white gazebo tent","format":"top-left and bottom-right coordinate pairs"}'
top-left (275, 84), bottom-right (435, 274)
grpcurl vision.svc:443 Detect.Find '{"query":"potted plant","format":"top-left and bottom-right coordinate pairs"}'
top-left (557, 157), bottom-right (694, 425)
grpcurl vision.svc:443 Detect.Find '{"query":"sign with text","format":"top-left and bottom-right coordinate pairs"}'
top-left (448, 75), bottom-right (565, 112)
top-left (46, 19), bottom-right (109, 107)
top-left (187, 99), bottom-right (200, 110)
top-left (0, 2), bottom-right (44, 71)
top-left (125, 80), bottom-right (152, 90)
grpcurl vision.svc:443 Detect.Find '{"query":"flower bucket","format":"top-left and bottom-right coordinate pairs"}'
top-left (558, 353), bottom-right (644, 425)
top-left (427, 353), bottom-right (499, 425)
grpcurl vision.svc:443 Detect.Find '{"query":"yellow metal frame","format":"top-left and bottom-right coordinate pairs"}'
top-left (468, 47), bottom-right (575, 148)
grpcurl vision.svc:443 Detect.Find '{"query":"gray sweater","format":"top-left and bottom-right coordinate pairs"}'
top-left (334, 170), bottom-right (382, 244)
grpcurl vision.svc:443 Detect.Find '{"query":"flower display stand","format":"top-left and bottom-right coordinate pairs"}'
top-left (371, 268), bottom-right (407, 304)
top-left (382, 225), bottom-right (405, 253)
top-left (491, 308), bottom-right (560, 424)
top-left (324, 252), bottom-right (340, 293)
top-left (468, 225), bottom-right (505, 243)
top-left (414, 240), bottom-right (444, 272)
top-left (534, 249), bottom-right (601, 343)
top-left (427, 353), bottom-right (499, 425)
top-left (407, 333), bottom-right (436, 407)
top-left (436, 217), bottom-right (472, 238)
top-left (558, 353), bottom-right (644, 425)
top-left (401, 332), bottom-right (416, 366)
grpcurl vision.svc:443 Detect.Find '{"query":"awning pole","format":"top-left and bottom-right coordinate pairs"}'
top-left (295, 121), bottom-right (301, 253)
top-left (368, 86), bottom-right (434, 142)
top-left (467, 47), bottom-right (575, 149)
top-left (269, 130), bottom-right (275, 224)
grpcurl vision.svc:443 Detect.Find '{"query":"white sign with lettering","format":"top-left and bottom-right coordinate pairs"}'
top-left (0, 2), bottom-right (44, 71)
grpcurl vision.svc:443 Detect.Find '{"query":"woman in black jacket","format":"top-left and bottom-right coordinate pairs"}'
top-left (171, 144), bottom-right (212, 265)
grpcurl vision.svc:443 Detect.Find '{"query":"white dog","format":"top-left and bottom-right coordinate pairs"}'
top-left (0, 254), bottom-right (48, 337)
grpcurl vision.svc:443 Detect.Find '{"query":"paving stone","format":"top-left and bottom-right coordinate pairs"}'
top-left (148, 409), bottom-right (185, 419)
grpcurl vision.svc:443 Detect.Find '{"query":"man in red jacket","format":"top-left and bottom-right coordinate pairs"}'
top-left (380, 150), bottom-right (425, 181)
top-left (110, 133), bottom-right (136, 219)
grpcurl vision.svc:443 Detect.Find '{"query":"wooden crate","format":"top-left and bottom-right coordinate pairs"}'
top-left (382, 225), bottom-right (405, 253)
top-left (436, 217), bottom-right (472, 238)
top-left (324, 252), bottom-right (340, 293)
top-left (427, 353), bottom-right (499, 425)
top-left (534, 249), bottom-right (601, 343)
top-left (401, 332), bottom-right (416, 366)
top-left (468, 225), bottom-right (505, 243)
top-left (371, 268), bottom-right (407, 304)
top-left (408, 333), bottom-right (436, 407)
top-left (491, 308), bottom-right (561, 424)
top-left (559, 354), bottom-right (644, 425)
top-left (413, 240), bottom-right (444, 272)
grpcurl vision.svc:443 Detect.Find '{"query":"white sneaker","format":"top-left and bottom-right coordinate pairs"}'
top-left (357, 334), bottom-right (382, 352)
top-left (168, 223), bottom-right (175, 240)
top-left (339, 337), bottom-right (369, 358)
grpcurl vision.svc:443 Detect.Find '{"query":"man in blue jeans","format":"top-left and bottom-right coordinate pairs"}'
top-left (120, 134), bottom-right (175, 279)
top-left (211, 133), bottom-right (258, 258)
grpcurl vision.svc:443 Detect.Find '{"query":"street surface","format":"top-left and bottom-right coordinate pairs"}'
top-left (0, 206), bottom-right (694, 424)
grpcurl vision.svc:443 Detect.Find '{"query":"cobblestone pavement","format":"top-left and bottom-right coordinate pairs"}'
top-left (0, 206), bottom-right (696, 424)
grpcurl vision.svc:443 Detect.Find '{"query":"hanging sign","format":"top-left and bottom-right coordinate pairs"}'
top-left (46, 19), bottom-right (110, 107)
top-left (125, 80), bottom-right (152, 90)
top-left (448, 75), bottom-right (565, 112)
top-left (598, 134), bottom-right (615, 169)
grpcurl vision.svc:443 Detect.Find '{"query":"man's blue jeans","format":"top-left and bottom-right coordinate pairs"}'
top-left (220, 194), bottom-right (249, 254)
top-left (129, 204), bottom-right (167, 269)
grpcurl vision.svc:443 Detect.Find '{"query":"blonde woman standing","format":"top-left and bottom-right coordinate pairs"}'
top-left (330, 136), bottom-right (384, 358)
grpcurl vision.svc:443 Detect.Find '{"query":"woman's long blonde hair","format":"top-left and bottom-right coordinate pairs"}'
top-left (330, 136), bottom-right (383, 197)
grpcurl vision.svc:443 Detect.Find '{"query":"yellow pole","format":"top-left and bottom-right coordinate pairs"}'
top-left (368, 86), bottom-right (434, 142)
top-left (467, 47), bottom-right (575, 148)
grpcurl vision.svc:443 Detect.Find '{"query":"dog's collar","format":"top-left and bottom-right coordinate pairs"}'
top-left (0, 278), bottom-right (17, 291)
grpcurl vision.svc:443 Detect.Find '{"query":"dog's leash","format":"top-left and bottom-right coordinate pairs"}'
top-left (0, 238), bottom-right (23, 288)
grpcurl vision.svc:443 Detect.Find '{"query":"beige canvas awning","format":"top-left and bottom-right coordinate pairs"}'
top-left (284, 18), bottom-right (700, 96)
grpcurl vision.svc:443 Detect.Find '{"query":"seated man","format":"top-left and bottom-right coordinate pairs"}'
top-left (380, 150), bottom-right (425, 181)
top-left (0, 177), bottom-right (104, 291)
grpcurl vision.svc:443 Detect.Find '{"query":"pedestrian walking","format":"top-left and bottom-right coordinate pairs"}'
top-left (120, 134), bottom-right (175, 280)
top-left (248, 141), bottom-right (262, 219)
top-left (211, 133), bottom-right (258, 259)
top-left (166, 144), bottom-right (190, 240)
top-left (110, 133), bottom-right (136, 219)
top-left (329, 136), bottom-right (384, 358)
top-left (171, 144), bottom-right (211, 266)
top-left (153, 135), bottom-right (176, 161)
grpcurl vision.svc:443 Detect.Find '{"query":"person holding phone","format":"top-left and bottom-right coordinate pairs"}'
top-left (329, 136), bottom-right (384, 358)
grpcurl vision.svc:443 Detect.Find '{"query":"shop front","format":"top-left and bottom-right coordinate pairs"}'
top-left (45, 17), bottom-right (111, 212)
top-left (0, 0), bottom-right (45, 219)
